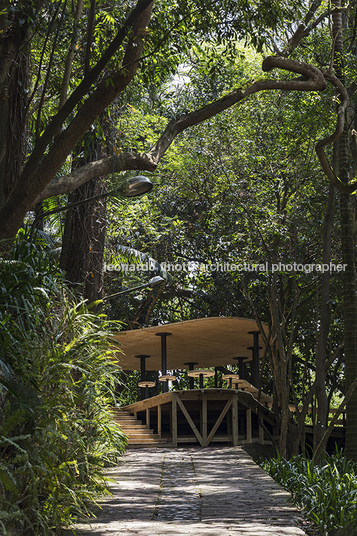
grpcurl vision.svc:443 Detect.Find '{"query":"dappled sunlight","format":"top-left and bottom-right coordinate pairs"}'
top-left (64, 446), bottom-right (306, 535)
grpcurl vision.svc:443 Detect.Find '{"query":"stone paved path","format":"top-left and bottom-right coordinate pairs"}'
top-left (64, 446), bottom-right (307, 536)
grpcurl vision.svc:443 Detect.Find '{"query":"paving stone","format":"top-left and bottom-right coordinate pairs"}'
top-left (63, 446), bottom-right (307, 536)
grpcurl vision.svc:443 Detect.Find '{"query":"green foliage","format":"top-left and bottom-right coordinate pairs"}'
top-left (0, 238), bottom-right (127, 535)
top-left (262, 452), bottom-right (357, 535)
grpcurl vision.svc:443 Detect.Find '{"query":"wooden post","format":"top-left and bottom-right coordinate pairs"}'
top-left (158, 404), bottom-right (162, 439)
top-left (246, 409), bottom-right (252, 443)
top-left (202, 392), bottom-right (208, 446)
top-left (273, 424), bottom-right (279, 444)
top-left (227, 407), bottom-right (232, 437)
top-left (206, 398), bottom-right (232, 446)
top-left (232, 393), bottom-right (238, 446)
top-left (146, 407), bottom-right (150, 429)
top-left (172, 393), bottom-right (178, 447)
top-left (259, 419), bottom-right (264, 445)
top-left (176, 396), bottom-right (204, 446)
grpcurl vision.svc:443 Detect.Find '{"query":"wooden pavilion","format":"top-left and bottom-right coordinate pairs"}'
top-left (111, 317), bottom-right (282, 447)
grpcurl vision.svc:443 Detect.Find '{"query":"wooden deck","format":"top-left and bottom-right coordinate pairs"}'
top-left (119, 386), bottom-right (277, 447)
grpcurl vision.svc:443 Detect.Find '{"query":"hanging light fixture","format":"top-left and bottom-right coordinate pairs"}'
top-left (125, 175), bottom-right (153, 197)
top-left (104, 275), bottom-right (165, 300)
top-left (29, 176), bottom-right (153, 241)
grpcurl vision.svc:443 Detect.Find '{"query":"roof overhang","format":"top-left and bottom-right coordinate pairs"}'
top-left (113, 316), bottom-right (268, 371)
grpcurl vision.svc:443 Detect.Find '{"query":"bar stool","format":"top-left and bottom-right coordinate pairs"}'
top-left (222, 373), bottom-right (240, 388)
top-left (137, 380), bottom-right (155, 399)
top-left (158, 374), bottom-right (176, 392)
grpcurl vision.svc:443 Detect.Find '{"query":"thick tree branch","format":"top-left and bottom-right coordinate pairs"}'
top-left (0, 0), bottom-right (154, 238)
top-left (35, 152), bottom-right (157, 203)
top-left (313, 374), bottom-right (357, 463)
top-left (36, 57), bottom-right (327, 202)
top-left (283, 0), bottom-right (325, 56)
top-left (284, 4), bottom-right (350, 56)
top-left (151, 57), bottom-right (326, 162)
top-left (315, 71), bottom-right (357, 193)
top-left (24, 0), bottom-right (153, 184)
top-left (59, 0), bottom-right (84, 110)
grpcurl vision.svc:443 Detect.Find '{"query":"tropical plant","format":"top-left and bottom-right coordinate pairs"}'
top-left (262, 451), bottom-right (357, 535)
top-left (0, 236), bottom-right (127, 535)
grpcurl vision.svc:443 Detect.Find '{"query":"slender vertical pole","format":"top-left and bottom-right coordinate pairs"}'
top-left (156, 333), bottom-right (172, 393)
top-left (158, 404), bottom-right (162, 439)
top-left (233, 356), bottom-right (246, 379)
top-left (232, 393), bottom-right (238, 446)
top-left (248, 331), bottom-right (262, 387)
top-left (184, 361), bottom-right (198, 389)
top-left (202, 392), bottom-right (208, 446)
top-left (246, 408), bottom-right (252, 443)
top-left (258, 410), bottom-right (264, 445)
top-left (135, 355), bottom-right (150, 400)
top-left (199, 373), bottom-right (204, 389)
top-left (172, 393), bottom-right (178, 447)
top-left (259, 423), bottom-right (264, 445)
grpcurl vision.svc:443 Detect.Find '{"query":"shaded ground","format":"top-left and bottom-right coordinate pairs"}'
top-left (64, 446), bottom-right (307, 536)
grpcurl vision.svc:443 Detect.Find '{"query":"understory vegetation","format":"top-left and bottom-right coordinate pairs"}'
top-left (262, 452), bottom-right (357, 536)
top-left (0, 238), bottom-right (127, 535)
top-left (2, 0), bottom-right (357, 533)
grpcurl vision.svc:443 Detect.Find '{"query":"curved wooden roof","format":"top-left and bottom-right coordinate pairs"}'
top-left (113, 316), bottom-right (267, 371)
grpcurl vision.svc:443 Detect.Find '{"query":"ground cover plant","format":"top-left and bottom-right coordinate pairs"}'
top-left (262, 451), bottom-right (357, 535)
top-left (0, 236), bottom-right (127, 535)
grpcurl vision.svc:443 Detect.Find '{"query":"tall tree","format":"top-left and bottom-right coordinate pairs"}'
top-left (0, 0), bottom-right (333, 242)
top-left (2, 0), bottom-right (357, 457)
top-left (331, 0), bottom-right (357, 460)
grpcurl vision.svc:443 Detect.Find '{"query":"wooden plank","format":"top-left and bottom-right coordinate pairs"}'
top-left (206, 397), bottom-right (233, 446)
top-left (246, 408), bottom-right (252, 443)
top-left (202, 392), bottom-right (208, 446)
top-left (259, 421), bottom-right (264, 445)
top-left (178, 390), bottom-right (232, 401)
top-left (232, 393), bottom-right (238, 446)
top-left (176, 396), bottom-right (204, 446)
top-left (158, 404), bottom-right (162, 439)
top-left (178, 436), bottom-right (233, 443)
top-left (172, 393), bottom-right (178, 448)
top-left (238, 391), bottom-right (276, 426)
top-left (123, 392), bottom-right (173, 412)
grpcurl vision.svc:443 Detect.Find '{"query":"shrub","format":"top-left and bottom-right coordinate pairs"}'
top-left (0, 239), bottom-right (127, 535)
top-left (261, 451), bottom-right (357, 535)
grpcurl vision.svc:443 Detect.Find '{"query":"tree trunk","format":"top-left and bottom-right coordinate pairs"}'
top-left (340, 170), bottom-right (357, 460)
top-left (314, 184), bottom-right (335, 453)
top-left (0, 39), bottom-right (29, 207)
top-left (0, 0), bottom-right (154, 240)
top-left (269, 273), bottom-right (289, 457)
top-left (60, 117), bottom-right (108, 304)
top-left (60, 176), bottom-right (106, 303)
top-left (332, 0), bottom-right (357, 461)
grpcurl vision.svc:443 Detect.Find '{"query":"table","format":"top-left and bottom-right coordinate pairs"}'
top-left (187, 369), bottom-right (215, 388)
top-left (222, 373), bottom-right (240, 388)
